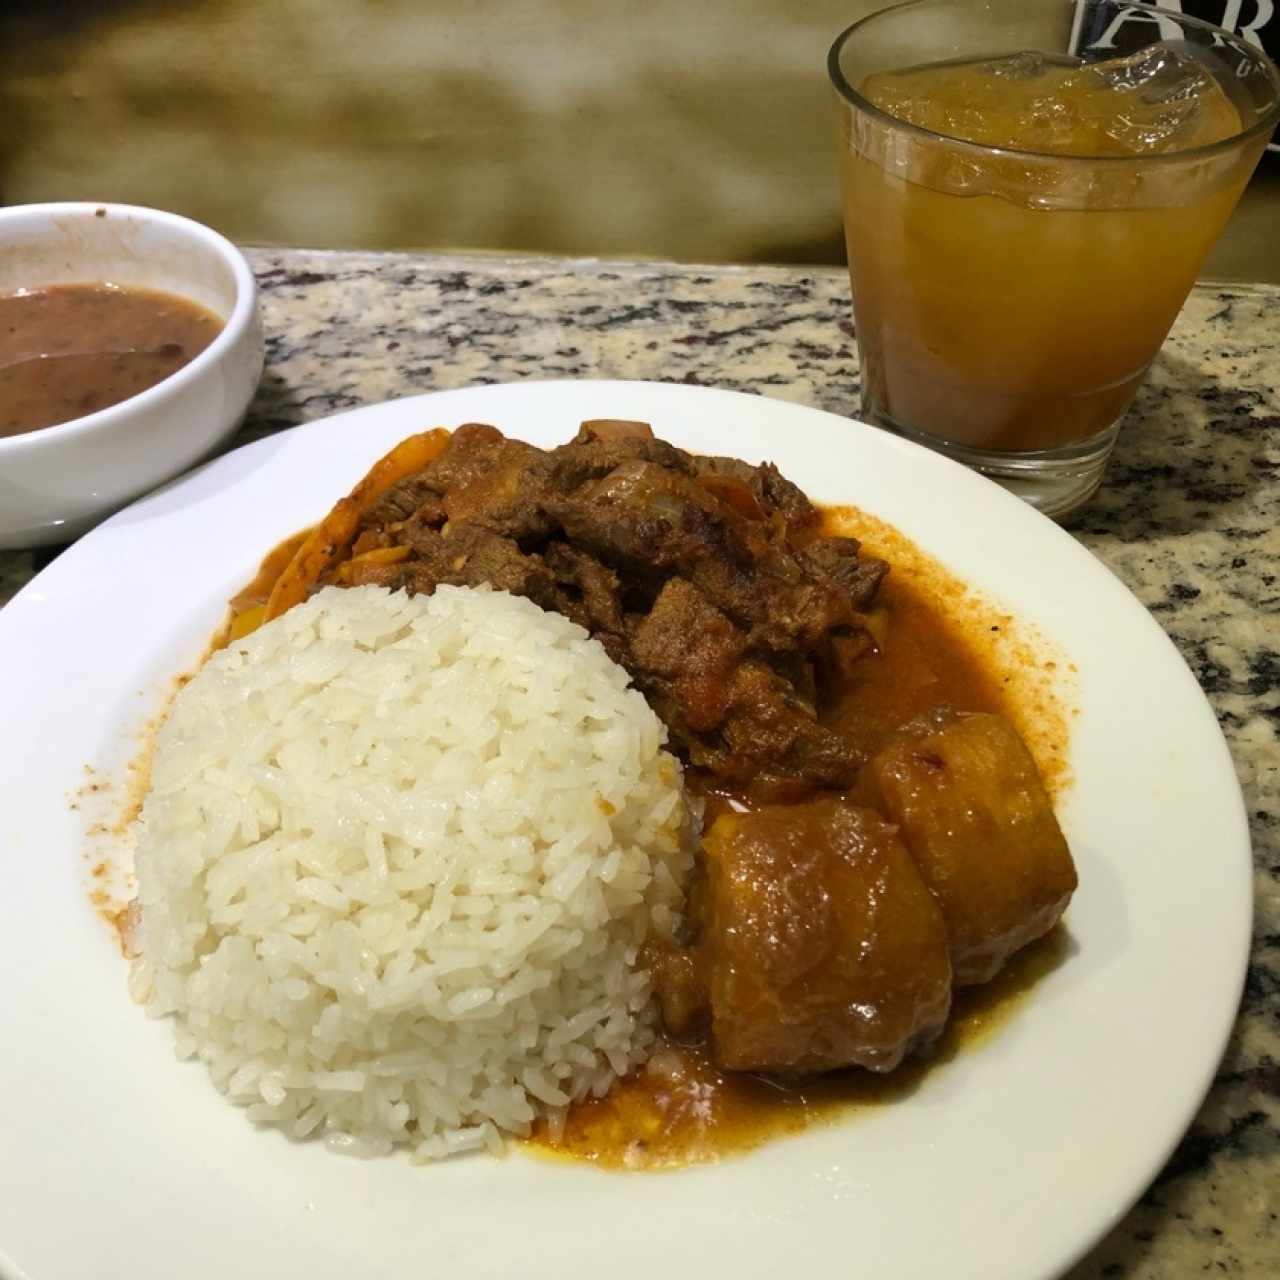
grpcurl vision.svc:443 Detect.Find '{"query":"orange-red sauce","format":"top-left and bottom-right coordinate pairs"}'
top-left (825, 505), bottom-right (1072, 795)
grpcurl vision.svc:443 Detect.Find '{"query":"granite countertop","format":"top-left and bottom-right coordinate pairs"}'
top-left (2, 250), bottom-right (1276, 1275)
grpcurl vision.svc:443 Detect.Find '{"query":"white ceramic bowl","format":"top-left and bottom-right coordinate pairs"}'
top-left (0, 202), bottom-right (264, 549)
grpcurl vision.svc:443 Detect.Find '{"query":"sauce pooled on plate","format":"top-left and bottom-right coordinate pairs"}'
top-left (0, 282), bottom-right (223, 438)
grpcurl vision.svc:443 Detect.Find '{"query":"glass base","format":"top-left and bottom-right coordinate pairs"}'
top-left (863, 406), bottom-right (1120, 521)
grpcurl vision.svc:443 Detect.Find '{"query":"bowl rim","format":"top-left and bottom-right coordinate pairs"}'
top-left (0, 201), bottom-right (259, 457)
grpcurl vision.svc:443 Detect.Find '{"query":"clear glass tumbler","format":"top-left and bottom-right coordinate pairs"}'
top-left (829, 0), bottom-right (1280, 518)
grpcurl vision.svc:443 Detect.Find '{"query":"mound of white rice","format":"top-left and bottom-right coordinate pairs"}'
top-left (130, 584), bottom-right (691, 1161)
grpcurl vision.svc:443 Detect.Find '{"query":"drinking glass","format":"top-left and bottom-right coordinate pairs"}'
top-left (829, 0), bottom-right (1280, 517)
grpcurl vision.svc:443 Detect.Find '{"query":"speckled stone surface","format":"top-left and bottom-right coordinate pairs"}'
top-left (2, 250), bottom-right (1276, 1275)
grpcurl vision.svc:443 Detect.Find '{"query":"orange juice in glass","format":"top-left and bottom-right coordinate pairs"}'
top-left (829, 0), bottom-right (1280, 517)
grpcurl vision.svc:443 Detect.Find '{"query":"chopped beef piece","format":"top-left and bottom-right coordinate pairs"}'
top-left (633, 659), bottom-right (860, 790)
top-left (398, 523), bottom-right (560, 607)
top-left (408, 423), bottom-right (557, 542)
top-left (716, 661), bottom-right (863, 788)
top-left (439, 436), bottom-right (556, 541)
top-left (549, 429), bottom-right (696, 491)
top-left (416, 422), bottom-right (508, 492)
top-left (691, 456), bottom-right (819, 531)
top-left (548, 459), bottom-right (722, 572)
top-left (757, 461), bottom-right (822, 530)
top-left (362, 474), bottom-right (446, 528)
top-left (720, 563), bottom-right (855, 654)
top-left (359, 424), bottom-right (515, 528)
top-left (629, 579), bottom-right (747, 733)
top-left (543, 542), bottom-right (624, 636)
top-left (800, 537), bottom-right (889, 610)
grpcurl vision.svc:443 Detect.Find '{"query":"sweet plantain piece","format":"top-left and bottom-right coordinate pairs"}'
top-left (866, 711), bottom-right (1076, 986)
top-left (701, 799), bottom-right (952, 1074)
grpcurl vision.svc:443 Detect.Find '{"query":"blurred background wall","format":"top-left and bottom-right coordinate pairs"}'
top-left (1, 0), bottom-right (1275, 279)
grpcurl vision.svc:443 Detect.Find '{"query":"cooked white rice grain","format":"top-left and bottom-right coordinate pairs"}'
top-left (132, 584), bottom-right (691, 1160)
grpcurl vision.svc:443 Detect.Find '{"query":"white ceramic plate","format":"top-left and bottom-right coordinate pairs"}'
top-left (0, 381), bottom-right (1250, 1280)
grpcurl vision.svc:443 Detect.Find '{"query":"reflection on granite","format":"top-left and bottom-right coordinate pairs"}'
top-left (2, 250), bottom-right (1276, 1276)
